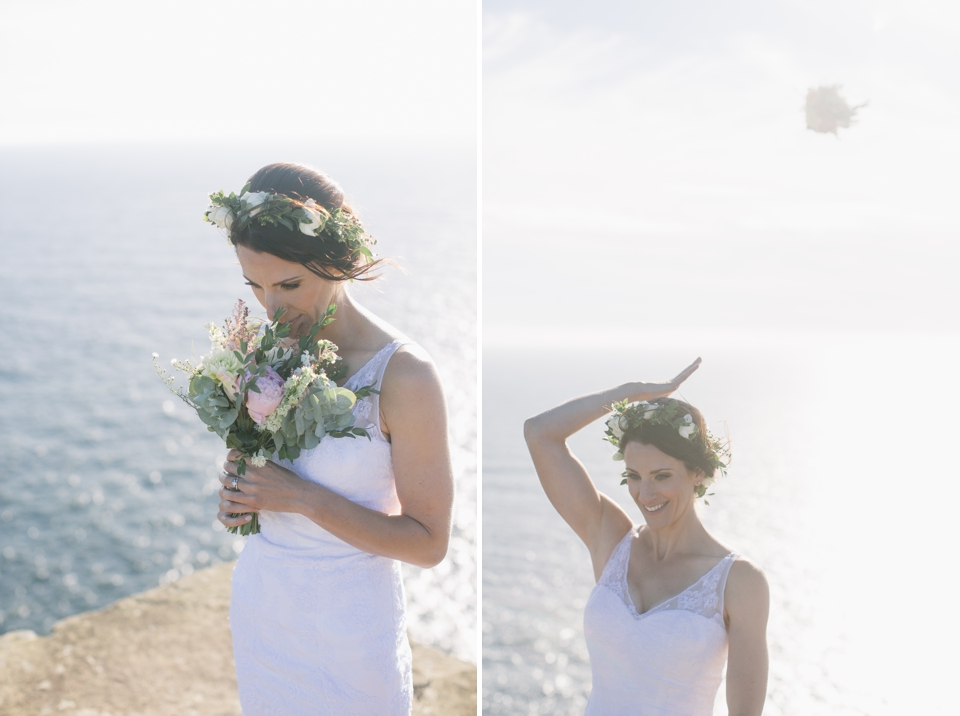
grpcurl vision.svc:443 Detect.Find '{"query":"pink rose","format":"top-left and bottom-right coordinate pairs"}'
top-left (246, 366), bottom-right (286, 425)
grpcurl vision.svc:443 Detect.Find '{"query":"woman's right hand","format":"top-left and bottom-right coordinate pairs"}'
top-left (217, 468), bottom-right (258, 530)
top-left (627, 357), bottom-right (702, 403)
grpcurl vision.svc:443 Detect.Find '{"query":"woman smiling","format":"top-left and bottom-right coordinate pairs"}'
top-left (523, 359), bottom-right (769, 715)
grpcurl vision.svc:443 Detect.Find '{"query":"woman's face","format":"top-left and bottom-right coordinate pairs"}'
top-left (621, 441), bottom-right (702, 526)
top-left (236, 245), bottom-right (339, 339)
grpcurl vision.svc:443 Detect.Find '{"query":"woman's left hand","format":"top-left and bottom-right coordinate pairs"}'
top-left (218, 449), bottom-right (311, 516)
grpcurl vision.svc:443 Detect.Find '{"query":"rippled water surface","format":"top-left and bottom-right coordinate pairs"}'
top-left (0, 142), bottom-right (477, 662)
top-left (483, 334), bottom-right (959, 714)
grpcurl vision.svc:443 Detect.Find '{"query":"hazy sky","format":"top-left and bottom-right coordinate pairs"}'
top-left (0, 0), bottom-right (477, 144)
top-left (484, 0), bottom-right (960, 341)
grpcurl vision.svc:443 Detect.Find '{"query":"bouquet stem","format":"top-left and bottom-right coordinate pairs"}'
top-left (228, 511), bottom-right (260, 536)
top-left (227, 452), bottom-right (261, 535)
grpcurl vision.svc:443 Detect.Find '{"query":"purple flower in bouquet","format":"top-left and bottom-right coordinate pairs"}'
top-left (247, 366), bottom-right (286, 425)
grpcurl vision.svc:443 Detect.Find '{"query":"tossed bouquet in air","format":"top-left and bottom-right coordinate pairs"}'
top-left (153, 300), bottom-right (375, 535)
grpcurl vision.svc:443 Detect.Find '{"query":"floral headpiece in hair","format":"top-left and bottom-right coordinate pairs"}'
top-left (204, 183), bottom-right (376, 261)
top-left (603, 399), bottom-right (730, 499)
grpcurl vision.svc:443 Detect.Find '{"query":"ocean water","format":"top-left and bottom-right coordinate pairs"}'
top-left (0, 141), bottom-right (477, 663)
top-left (483, 332), bottom-right (960, 715)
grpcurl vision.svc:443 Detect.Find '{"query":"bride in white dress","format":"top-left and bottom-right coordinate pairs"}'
top-left (524, 359), bottom-right (769, 715)
top-left (214, 163), bottom-right (454, 715)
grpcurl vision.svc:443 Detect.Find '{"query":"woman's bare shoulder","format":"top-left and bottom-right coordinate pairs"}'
top-left (377, 344), bottom-right (445, 435)
top-left (725, 555), bottom-right (770, 614)
top-left (382, 343), bottom-right (439, 388)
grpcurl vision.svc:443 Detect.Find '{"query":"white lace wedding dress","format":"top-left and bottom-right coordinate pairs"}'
top-left (583, 526), bottom-right (737, 715)
top-left (230, 340), bottom-right (412, 716)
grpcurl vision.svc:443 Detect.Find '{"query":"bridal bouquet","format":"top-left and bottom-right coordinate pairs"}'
top-left (153, 300), bottom-right (374, 535)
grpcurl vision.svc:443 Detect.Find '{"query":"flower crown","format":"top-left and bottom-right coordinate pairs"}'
top-left (603, 399), bottom-right (730, 499)
top-left (204, 183), bottom-right (376, 261)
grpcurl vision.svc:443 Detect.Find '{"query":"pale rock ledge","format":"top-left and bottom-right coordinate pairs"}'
top-left (0, 562), bottom-right (476, 715)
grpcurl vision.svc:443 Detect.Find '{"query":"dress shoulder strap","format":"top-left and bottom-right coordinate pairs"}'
top-left (349, 339), bottom-right (409, 442)
top-left (714, 553), bottom-right (738, 620)
top-left (371, 340), bottom-right (407, 391)
top-left (668, 552), bottom-right (737, 627)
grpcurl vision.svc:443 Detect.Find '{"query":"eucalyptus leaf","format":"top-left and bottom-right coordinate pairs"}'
top-left (219, 409), bottom-right (239, 429)
top-left (333, 388), bottom-right (356, 411)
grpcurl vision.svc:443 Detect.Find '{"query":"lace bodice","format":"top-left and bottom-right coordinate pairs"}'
top-left (583, 526), bottom-right (736, 716)
top-left (343, 340), bottom-right (396, 440)
top-left (229, 339), bottom-right (414, 716)
top-left (598, 527), bottom-right (734, 630)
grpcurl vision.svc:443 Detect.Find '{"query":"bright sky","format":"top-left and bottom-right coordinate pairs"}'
top-left (483, 0), bottom-right (960, 341)
top-left (0, 0), bottom-right (477, 144)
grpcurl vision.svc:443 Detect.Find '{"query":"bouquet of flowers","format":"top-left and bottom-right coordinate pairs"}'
top-left (153, 300), bottom-right (374, 535)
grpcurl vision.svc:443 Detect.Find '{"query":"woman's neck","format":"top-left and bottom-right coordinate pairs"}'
top-left (642, 502), bottom-right (711, 561)
top-left (314, 288), bottom-right (360, 348)
top-left (313, 288), bottom-right (387, 352)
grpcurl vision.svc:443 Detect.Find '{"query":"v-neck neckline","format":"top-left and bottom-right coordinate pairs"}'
top-left (621, 527), bottom-right (734, 619)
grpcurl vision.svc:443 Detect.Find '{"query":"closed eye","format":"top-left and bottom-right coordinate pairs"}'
top-left (622, 471), bottom-right (640, 480)
top-left (243, 280), bottom-right (301, 291)
top-left (655, 472), bottom-right (672, 481)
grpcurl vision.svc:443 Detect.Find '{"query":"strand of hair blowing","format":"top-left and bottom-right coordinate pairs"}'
top-left (228, 162), bottom-right (385, 281)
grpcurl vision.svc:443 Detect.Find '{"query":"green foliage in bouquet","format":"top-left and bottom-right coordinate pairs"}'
top-left (154, 301), bottom-right (377, 536)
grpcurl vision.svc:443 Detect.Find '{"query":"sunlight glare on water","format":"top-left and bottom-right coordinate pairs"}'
top-left (0, 142), bottom-right (477, 662)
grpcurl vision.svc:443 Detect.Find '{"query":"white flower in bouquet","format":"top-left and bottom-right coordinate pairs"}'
top-left (207, 322), bottom-right (228, 349)
top-left (200, 348), bottom-right (243, 401)
top-left (263, 344), bottom-right (293, 365)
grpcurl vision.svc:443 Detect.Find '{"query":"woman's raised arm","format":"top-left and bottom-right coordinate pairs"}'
top-left (523, 359), bottom-right (701, 566)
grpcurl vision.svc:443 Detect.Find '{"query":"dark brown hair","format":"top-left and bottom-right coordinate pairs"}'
top-left (620, 399), bottom-right (718, 479)
top-left (228, 162), bottom-right (384, 281)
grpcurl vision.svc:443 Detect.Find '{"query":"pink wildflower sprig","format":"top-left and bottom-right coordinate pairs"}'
top-left (225, 300), bottom-right (261, 352)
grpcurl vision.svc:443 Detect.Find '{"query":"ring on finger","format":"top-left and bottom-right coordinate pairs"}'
top-left (232, 475), bottom-right (240, 490)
